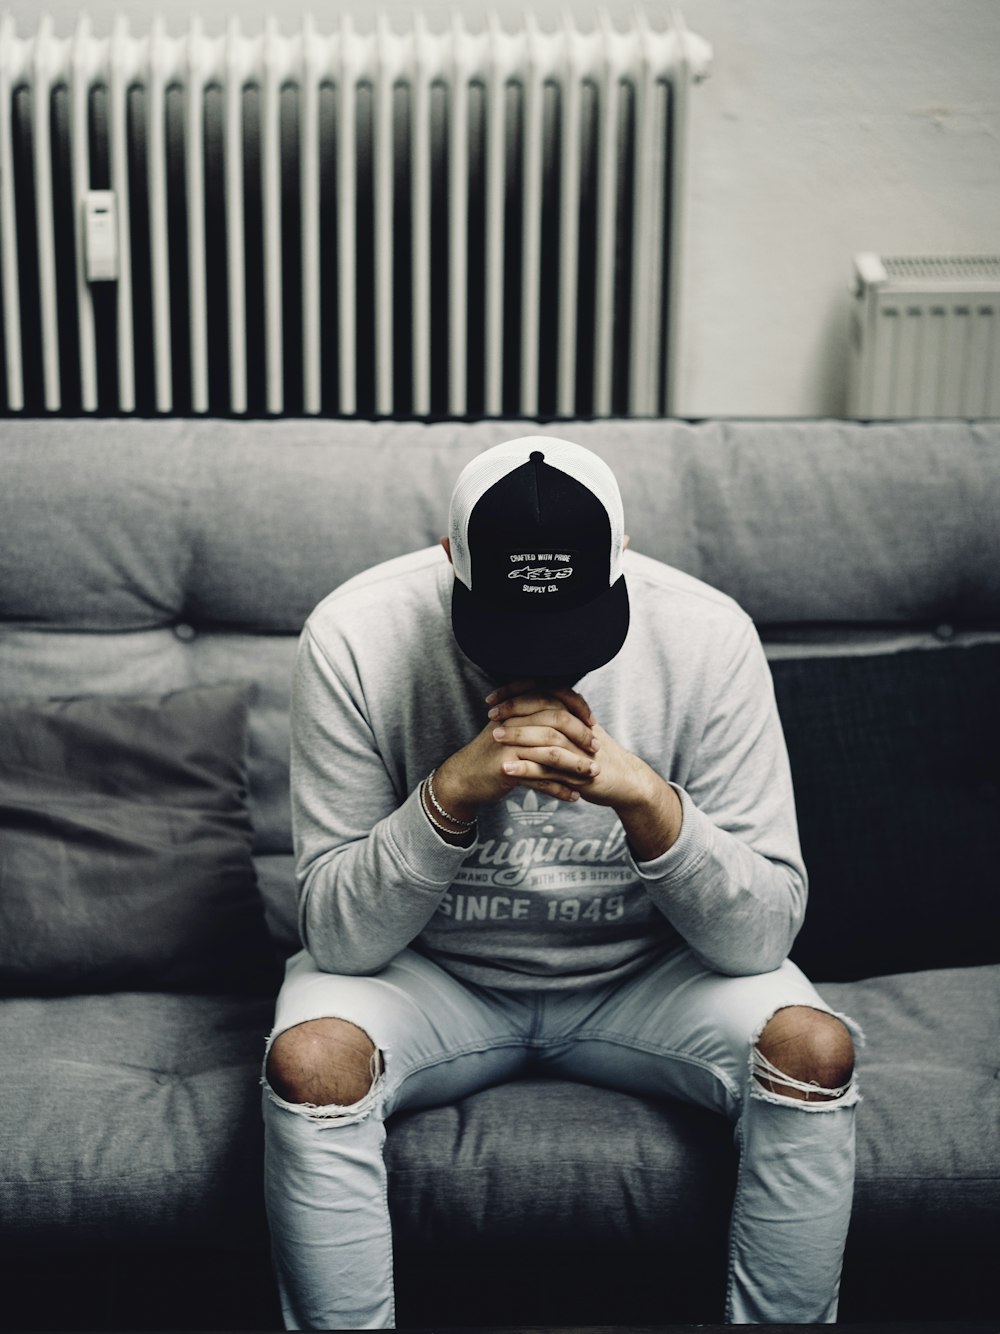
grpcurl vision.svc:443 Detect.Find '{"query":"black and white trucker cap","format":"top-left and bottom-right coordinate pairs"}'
top-left (447, 436), bottom-right (629, 679)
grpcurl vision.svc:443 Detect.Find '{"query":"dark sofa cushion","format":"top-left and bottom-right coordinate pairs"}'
top-left (774, 644), bottom-right (1000, 982)
top-left (0, 990), bottom-right (275, 1246)
top-left (818, 964), bottom-right (1000, 1240)
top-left (386, 963), bottom-right (999, 1325)
top-left (0, 684), bottom-right (279, 996)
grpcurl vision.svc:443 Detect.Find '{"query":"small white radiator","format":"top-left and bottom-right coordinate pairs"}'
top-left (848, 253), bottom-right (1000, 419)
top-left (0, 10), bottom-right (710, 419)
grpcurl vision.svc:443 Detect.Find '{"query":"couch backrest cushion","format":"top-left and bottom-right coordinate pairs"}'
top-left (775, 643), bottom-right (1000, 981)
top-left (3, 418), bottom-right (999, 632)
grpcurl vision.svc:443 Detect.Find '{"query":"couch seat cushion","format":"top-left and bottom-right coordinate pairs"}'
top-left (3, 966), bottom-right (994, 1264)
top-left (0, 992), bottom-right (273, 1247)
top-left (386, 965), bottom-right (999, 1252)
top-left (388, 1077), bottom-right (735, 1246)
top-left (818, 964), bottom-right (1000, 1250)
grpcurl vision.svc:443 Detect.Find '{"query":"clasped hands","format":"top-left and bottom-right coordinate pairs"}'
top-left (485, 679), bottom-right (614, 806)
top-left (431, 680), bottom-right (683, 860)
top-left (432, 680), bottom-right (679, 854)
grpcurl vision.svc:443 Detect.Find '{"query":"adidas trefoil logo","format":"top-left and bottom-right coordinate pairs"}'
top-left (503, 788), bottom-right (561, 834)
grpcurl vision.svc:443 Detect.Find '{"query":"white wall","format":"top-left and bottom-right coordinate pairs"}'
top-left (9, 0), bottom-right (1000, 416)
top-left (679, 0), bottom-right (1000, 417)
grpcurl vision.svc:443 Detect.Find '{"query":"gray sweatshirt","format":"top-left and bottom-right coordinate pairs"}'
top-left (290, 546), bottom-right (807, 990)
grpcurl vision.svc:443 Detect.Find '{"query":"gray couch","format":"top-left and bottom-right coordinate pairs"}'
top-left (1, 417), bottom-right (998, 1329)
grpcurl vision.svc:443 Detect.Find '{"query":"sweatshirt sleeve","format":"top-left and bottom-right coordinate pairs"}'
top-left (630, 617), bottom-right (808, 976)
top-left (290, 623), bottom-right (470, 975)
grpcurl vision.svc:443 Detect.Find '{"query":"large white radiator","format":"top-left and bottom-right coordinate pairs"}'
top-left (848, 253), bottom-right (1000, 419)
top-left (0, 10), bottom-right (710, 419)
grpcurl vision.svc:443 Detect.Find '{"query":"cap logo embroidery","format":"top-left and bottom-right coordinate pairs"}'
top-left (507, 551), bottom-right (574, 591)
top-left (508, 566), bottom-right (573, 581)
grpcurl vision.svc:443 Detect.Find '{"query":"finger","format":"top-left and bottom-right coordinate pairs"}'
top-left (487, 682), bottom-right (594, 727)
top-left (484, 678), bottom-right (537, 707)
top-left (491, 716), bottom-right (598, 756)
top-left (510, 777), bottom-right (581, 803)
top-left (545, 684), bottom-right (596, 727)
top-left (489, 703), bottom-right (599, 752)
top-left (501, 754), bottom-right (599, 783)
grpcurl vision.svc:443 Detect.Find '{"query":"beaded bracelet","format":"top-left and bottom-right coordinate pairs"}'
top-left (425, 767), bottom-right (477, 830)
top-left (421, 778), bottom-right (477, 840)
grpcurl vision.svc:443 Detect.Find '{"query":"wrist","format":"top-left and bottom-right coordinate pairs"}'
top-left (431, 757), bottom-right (482, 825)
top-left (614, 762), bottom-right (683, 861)
top-left (420, 773), bottom-right (478, 846)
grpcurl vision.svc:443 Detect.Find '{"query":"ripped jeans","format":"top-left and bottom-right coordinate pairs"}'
top-left (262, 945), bottom-right (864, 1329)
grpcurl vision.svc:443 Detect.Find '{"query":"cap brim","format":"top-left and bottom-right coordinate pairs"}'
top-left (451, 574), bottom-right (629, 680)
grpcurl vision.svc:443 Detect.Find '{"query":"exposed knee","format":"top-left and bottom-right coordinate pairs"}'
top-left (266, 1018), bottom-right (380, 1108)
top-left (753, 1006), bottom-right (855, 1102)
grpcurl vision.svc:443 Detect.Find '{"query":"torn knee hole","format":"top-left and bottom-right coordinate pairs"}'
top-left (266, 1018), bottom-right (382, 1109)
top-left (751, 1006), bottom-right (856, 1103)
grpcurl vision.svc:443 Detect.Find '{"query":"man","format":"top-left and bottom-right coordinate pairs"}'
top-left (263, 436), bottom-right (863, 1328)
